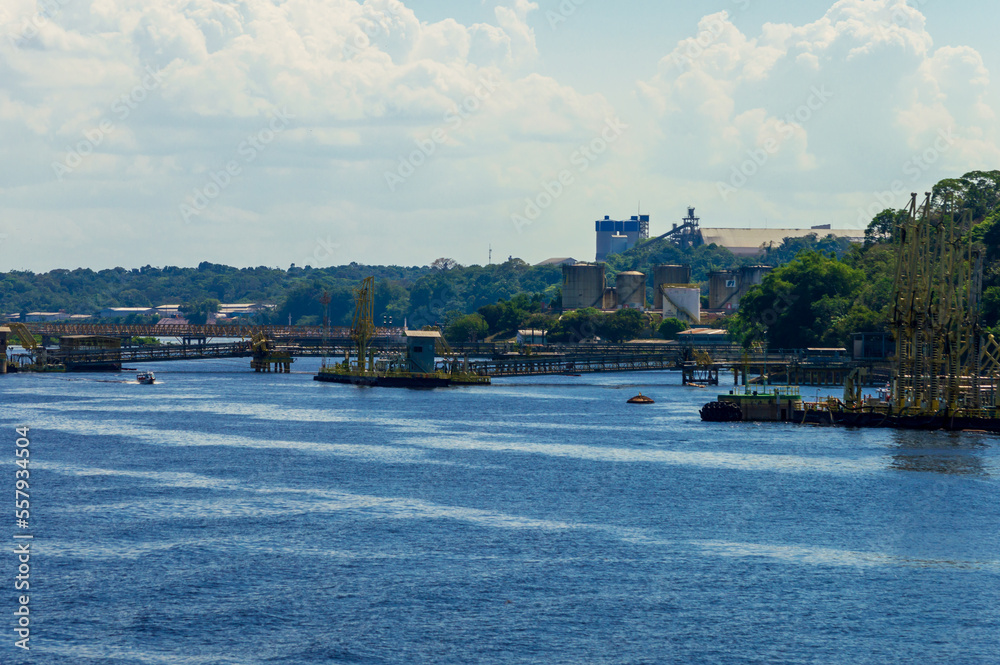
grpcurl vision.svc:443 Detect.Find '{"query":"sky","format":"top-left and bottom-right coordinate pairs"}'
top-left (1, 0), bottom-right (997, 271)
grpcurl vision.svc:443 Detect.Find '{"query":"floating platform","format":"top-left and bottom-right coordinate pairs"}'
top-left (795, 407), bottom-right (1000, 433)
top-left (314, 369), bottom-right (490, 388)
top-left (701, 388), bottom-right (1000, 432)
top-left (701, 387), bottom-right (803, 423)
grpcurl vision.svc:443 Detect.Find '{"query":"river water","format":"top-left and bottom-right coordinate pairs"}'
top-left (2, 358), bottom-right (998, 664)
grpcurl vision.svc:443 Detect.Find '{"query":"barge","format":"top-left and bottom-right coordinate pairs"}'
top-left (314, 277), bottom-right (490, 389)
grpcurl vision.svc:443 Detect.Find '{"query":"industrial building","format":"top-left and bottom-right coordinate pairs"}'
top-left (676, 328), bottom-right (733, 346)
top-left (404, 330), bottom-right (440, 374)
top-left (708, 266), bottom-right (772, 311)
top-left (535, 257), bottom-right (579, 267)
top-left (561, 264), bottom-right (649, 312)
top-left (25, 312), bottom-right (70, 322)
top-left (100, 307), bottom-right (153, 319)
top-left (516, 329), bottom-right (547, 345)
top-left (698, 226), bottom-right (863, 257)
top-left (595, 215), bottom-right (650, 261)
top-left (584, 206), bottom-right (862, 264)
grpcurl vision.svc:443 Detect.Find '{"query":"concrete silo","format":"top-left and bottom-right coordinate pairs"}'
top-left (616, 271), bottom-right (646, 310)
top-left (653, 264), bottom-right (692, 309)
top-left (562, 263), bottom-right (606, 310)
top-left (661, 286), bottom-right (701, 324)
top-left (709, 270), bottom-right (740, 310)
top-left (708, 266), bottom-right (772, 311)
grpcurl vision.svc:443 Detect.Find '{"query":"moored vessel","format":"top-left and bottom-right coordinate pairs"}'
top-left (313, 277), bottom-right (490, 389)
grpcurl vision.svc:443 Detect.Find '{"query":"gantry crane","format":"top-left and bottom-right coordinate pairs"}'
top-left (351, 277), bottom-right (376, 371)
top-left (889, 192), bottom-right (1000, 414)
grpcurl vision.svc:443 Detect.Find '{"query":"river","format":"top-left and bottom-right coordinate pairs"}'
top-left (2, 358), bottom-right (998, 664)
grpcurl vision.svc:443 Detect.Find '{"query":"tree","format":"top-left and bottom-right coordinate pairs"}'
top-left (598, 309), bottom-right (645, 343)
top-left (430, 258), bottom-right (460, 270)
top-left (658, 317), bottom-right (689, 340)
top-left (548, 308), bottom-right (603, 343)
top-left (118, 289), bottom-right (150, 307)
top-left (732, 251), bottom-right (865, 349)
top-left (444, 313), bottom-right (489, 343)
top-left (864, 209), bottom-right (907, 247)
top-left (179, 299), bottom-right (220, 325)
top-left (477, 298), bottom-right (533, 336)
top-left (982, 286), bottom-right (1000, 329)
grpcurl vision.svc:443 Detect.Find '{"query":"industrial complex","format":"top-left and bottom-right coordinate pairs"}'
top-left (700, 192), bottom-right (1000, 431)
top-left (586, 208), bottom-right (863, 264)
top-left (538, 207), bottom-right (862, 325)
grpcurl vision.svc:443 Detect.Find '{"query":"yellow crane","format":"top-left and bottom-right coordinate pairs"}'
top-left (352, 276), bottom-right (376, 371)
top-left (889, 192), bottom-right (997, 415)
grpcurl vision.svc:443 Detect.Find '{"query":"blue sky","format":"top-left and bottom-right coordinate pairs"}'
top-left (1, 0), bottom-right (997, 271)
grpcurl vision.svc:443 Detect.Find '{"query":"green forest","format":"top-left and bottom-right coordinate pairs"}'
top-left (3, 170), bottom-right (998, 348)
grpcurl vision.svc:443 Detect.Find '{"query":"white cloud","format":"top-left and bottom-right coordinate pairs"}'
top-left (637, 0), bottom-right (998, 206)
top-left (0, 0), bottom-right (997, 270)
top-left (0, 0), bottom-right (616, 269)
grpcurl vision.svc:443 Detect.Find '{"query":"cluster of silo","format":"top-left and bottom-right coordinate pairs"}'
top-left (562, 264), bottom-right (652, 311)
top-left (562, 263), bottom-right (606, 310)
top-left (648, 264), bottom-right (699, 323)
top-left (653, 265), bottom-right (692, 309)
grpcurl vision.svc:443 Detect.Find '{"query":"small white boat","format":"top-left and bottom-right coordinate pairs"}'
top-left (137, 371), bottom-right (155, 385)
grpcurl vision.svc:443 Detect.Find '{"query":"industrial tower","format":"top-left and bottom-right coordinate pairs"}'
top-left (890, 192), bottom-right (1000, 414)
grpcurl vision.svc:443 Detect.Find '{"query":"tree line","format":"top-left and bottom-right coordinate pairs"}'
top-left (6, 170), bottom-right (996, 348)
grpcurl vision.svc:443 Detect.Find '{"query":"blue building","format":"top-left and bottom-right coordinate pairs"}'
top-left (595, 214), bottom-right (649, 261)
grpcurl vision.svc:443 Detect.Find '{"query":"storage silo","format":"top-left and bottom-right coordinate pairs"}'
top-left (709, 270), bottom-right (740, 310)
top-left (661, 286), bottom-right (702, 324)
top-left (616, 271), bottom-right (646, 310)
top-left (653, 264), bottom-right (692, 309)
top-left (562, 263), bottom-right (606, 310)
top-left (739, 265), bottom-right (772, 288)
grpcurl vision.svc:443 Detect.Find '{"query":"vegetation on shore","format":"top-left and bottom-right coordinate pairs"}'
top-left (729, 170), bottom-right (1000, 349)
top-left (4, 171), bottom-right (998, 348)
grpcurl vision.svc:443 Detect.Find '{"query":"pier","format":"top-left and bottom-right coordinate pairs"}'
top-left (3, 323), bottom-right (888, 383)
